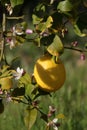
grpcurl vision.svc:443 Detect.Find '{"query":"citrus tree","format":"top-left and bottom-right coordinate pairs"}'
top-left (0, 0), bottom-right (87, 130)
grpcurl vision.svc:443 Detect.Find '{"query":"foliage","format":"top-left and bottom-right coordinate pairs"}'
top-left (0, 0), bottom-right (87, 130)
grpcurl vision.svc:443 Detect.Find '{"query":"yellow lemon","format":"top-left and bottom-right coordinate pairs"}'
top-left (34, 54), bottom-right (66, 92)
top-left (0, 77), bottom-right (13, 90)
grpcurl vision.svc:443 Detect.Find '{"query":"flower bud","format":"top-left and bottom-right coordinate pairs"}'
top-left (26, 29), bottom-right (33, 34)
top-left (80, 53), bottom-right (85, 60)
top-left (71, 41), bottom-right (78, 47)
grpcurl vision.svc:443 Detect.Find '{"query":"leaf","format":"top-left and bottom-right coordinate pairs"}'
top-left (47, 35), bottom-right (64, 56)
top-left (32, 14), bottom-right (43, 25)
top-left (40, 34), bottom-right (55, 46)
top-left (10, 0), bottom-right (24, 8)
top-left (11, 87), bottom-right (25, 97)
top-left (21, 22), bottom-right (28, 30)
top-left (16, 36), bottom-right (25, 43)
top-left (46, 16), bottom-right (53, 28)
top-left (76, 12), bottom-right (87, 31)
top-left (24, 106), bottom-right (37, 130)
top-left (0, 65), bottom-right (10, 74)
top-left (73, 24), bottom-right (87, 37)
top-left (36, 16), bottom-right (53, 32)
top-left (34, 38), bottom-right (41, 47)
top-left (25, 84), bottom-right (36, 99)
top-left (0, 65), bottom-right (13, 78)
top-left (35, 3), bottom-right (46, 12)
top-left (19, 73), bottom-right (31, 87)
top-left (57, 0), bottom-right (73, 12)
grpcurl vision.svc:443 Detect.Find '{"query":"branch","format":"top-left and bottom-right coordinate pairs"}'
top-left (0, 12), bottom-right (6, 62)
top-left (11, 97), bottom-right (29, 105)
top-left (64, 46), bottom-right (87, 53)
top-left (6, 15), bottom-right (24, 20)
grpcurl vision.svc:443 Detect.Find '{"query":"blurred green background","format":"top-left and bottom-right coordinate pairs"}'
top-left (0, 40), bottom-right (87, 130)
top-left (0, 1), bottom-right (87, 129)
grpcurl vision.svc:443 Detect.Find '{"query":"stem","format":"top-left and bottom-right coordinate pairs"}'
top-left (11, 97), bottom-right (29, 105)
top-left (0, 11), bottom-right (6, 62)
top-left (35, 107), bottom-right (48, 123)
top-left (3, 13), bottom-right (6, 32)
top-left (6, 15), bottom-right (24, 20)
top-left (64, 46), bottom-right (87, 53)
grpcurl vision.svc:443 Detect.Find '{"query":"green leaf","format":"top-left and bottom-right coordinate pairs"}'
top-left (46, 16), bottom-right (53, 28)
top-left (35, 3), bottom-right (46, 12)
top-left (11, 87), bottom-right (25, 97)
top-left (19, 73), bottom-right (31, 87)
top-left (21, 22), bottom-right (28, 30)
top-left (47, 35), bottom-right (64, 56)
top-left (10, 0), bottom-right (24, 8)
top-left (57, 0), bottom-right (73, 12)
top-left (36, 16), bottom-right (53, 32)
top-left (76, 12), bottom-right (87, 31)
top-left (24, 106), bottom-right (37, 130)
top-left (25, 84), bottom-right (35, 99)
top-left (73, 24), bottom-right (87, 37)
top-left (40, 34), bottom-right (54, 46)
top-left (34, 38), bottom-right (41, 47)
top-left (32, 14), bottom-right (43, 25)
top-left (0, 65), bottom-right (13, 78)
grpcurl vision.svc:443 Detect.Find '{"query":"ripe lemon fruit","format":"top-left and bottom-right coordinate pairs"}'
top-left (34, 54), bottom-right (66, 92)
top-left (0, 77), bottom-right (13, 90)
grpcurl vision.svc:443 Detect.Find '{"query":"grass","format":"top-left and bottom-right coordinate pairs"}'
top-left (0, 48), bottom-right (87, 130)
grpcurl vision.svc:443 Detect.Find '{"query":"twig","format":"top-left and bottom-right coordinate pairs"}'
top-left (11, 97), bottom-right (29, 105)
top-left (6, 15), bottom-right (24, 20)
top-left (64, 46), bottom-right (87, 53)
top-left (0, 12), bottom-right (6, 62)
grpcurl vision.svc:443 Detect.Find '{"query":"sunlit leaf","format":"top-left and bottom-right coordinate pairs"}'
top-left (35, 3), bottom-right (46, 12)
top-left (25, 84), bottom-right (36, 99)
top-left (46, 16), bottom-right (53, 28)
top-left (0, 65), bottom-right (13, 78)
top-left (32, 14), bottom-right (43, 25)
top-left (0, 65), bottom-right (10, 74)
top-left (36, 16), bottom-right (53, 32)
top-left (10, 0), bottom-right (24, 8)
top-left (19, 73), bottom-right (31, 87)
top-left (16, 36), bottom-right (25, 43)
top-left (24, 106), bottom-right (37, 130)
top-left (47, 35), bottom-right (64, 56)
top-left (57, 0), bottom-right (73, 12)
top-left (73, 24), bottom-right (87, 37)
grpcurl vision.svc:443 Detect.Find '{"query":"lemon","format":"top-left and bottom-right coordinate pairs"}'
top-left (0, 77), bottom-right (13, 90)
top-left (34, 54), bottom-right (66, 92)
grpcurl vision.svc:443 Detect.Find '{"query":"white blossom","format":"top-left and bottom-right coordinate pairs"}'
top-left (13, 67), bottom-right (24, 80)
